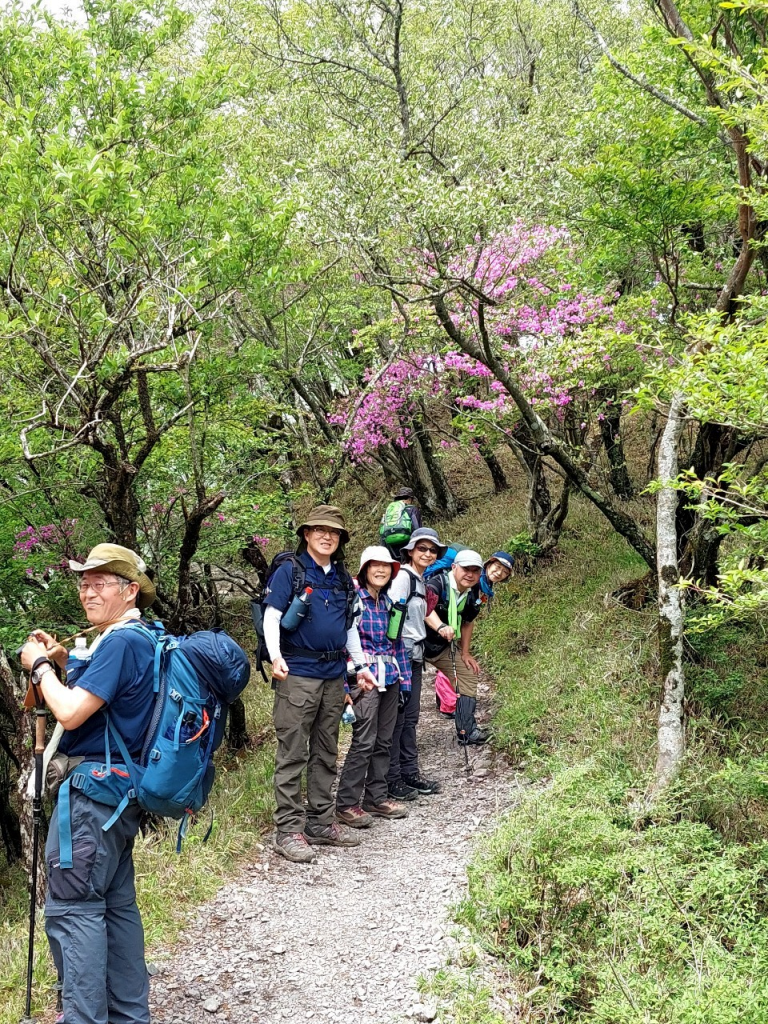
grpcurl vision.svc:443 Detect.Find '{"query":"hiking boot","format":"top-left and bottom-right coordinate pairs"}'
top-left (362, 798), bottom-right (409, 819)
top-left (459, 727), bottom-right (489, 746)
top-left (387, 779), bottom-right (418, 801)
top-left (403, 772), bottom-right (442, 795)
top-left (273, 831), bottom-right (316, 863)
top-left (336, 805), bottom-right (374, 829)
top-left (304, 821), bottom-right (361, 847)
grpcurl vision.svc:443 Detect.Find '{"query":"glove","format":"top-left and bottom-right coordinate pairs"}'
top-left (398, 687), bottom-right (411, 711)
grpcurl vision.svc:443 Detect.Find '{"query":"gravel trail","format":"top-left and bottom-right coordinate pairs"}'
top-left (150, 679), bottom-right (521, 1024)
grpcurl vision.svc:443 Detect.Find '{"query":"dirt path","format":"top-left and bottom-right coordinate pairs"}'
top-left (149, 678), bottom-right (522, 1024)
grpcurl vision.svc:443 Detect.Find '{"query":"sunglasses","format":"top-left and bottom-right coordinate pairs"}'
top-left (414, 544), bottom-right (439, 555)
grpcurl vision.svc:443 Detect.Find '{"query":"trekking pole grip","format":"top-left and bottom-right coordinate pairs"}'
top-left (34, 709), bottom-right (46, 755)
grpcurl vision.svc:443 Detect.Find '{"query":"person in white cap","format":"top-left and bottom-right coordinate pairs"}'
top-left (423, 549), bottom-right (488, 745)
top-left (335, 546), bottom-right (412, 826)
top-left (19, 543), bottom-right (157, 1024)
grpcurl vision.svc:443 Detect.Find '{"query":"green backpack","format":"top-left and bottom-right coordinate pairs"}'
top-left (379, 499), bottom-right (415, 547)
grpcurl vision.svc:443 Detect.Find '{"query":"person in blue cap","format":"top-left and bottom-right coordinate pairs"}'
top-left (480, 551), bottom-right (515, 604)
top-left (425, 547), bottom-right (514, 605)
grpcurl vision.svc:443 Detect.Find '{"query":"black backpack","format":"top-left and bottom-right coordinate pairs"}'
top-left (250, 551), bottom-right (356, 682)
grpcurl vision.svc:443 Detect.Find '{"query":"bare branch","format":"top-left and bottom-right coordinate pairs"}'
top-left (573, 2), bottom-right (717, 132)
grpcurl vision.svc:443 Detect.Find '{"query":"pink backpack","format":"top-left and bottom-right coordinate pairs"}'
top-left (434, 669), bottom-right (457, 714)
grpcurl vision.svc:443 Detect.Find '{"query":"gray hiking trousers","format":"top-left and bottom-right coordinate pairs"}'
top-left (272, 672), bottom-right (346, 833)
top-left (336, 681), bottom-right (400, 809)
top-left (45, 789), bottom-right (149, 1024)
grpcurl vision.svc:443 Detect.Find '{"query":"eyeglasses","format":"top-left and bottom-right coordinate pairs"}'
top-left (309, 526), bottom-right (342, 538)
top-left (78, 579), bottom-right (125, 594)
top-left (414, 545), bottom-right (439, 555)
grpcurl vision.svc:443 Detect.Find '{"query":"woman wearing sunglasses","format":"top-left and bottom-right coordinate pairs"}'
top-left (386, 527), bottom-right (448, 800)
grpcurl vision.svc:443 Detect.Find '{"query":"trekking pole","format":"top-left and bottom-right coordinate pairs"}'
top-left (21, 685), bottom-right (47, 1024)
top-left (450, 642), bottom-right (471, 775)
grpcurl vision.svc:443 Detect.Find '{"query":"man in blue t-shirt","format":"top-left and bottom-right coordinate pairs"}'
top-left (263, 504), bottom-right (376, 863)
top-left (21, 543), bottom-right (157, 1024)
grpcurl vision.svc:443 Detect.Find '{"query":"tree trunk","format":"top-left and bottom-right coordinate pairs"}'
top-left (394, 409), bottom-right (461, 518)
top-left (93, 445), bottom-right (141, 549)
top-left (676, 421), bottom-right (745, 584)
top-left (479, 440), bottom-right (509, 493)
top-left (0, 650), bottom-right (23, 864)
top-left (171, 491), bottom-right (226, 632)
top-left (227, 697), bottom-right (250, 750)
top-left (649, 393), bottom-right (687, 801)
top-left (534, 479), bottom-right (571, 554)
top-left (412, 404), bottom-right (461, 516)
top-left (598, 404), bottom-right (634, 499)
top-left (3, 650), bottom-right (47, 904)
top-left (508, 423), bottom-right (553, 535)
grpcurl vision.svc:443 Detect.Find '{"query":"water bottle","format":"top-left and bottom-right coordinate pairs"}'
top-left (66, 636), bottom-right (90, 685)
top-left (341, 703), bottom-right (356, 725)
top-left (386, 597), bottom-right (407, 642)
top-left (281, 587), bottom-right (313, 632)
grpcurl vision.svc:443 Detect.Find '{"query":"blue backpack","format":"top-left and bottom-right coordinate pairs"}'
top-left (57, 622), bottom-right (251, 867)
top-left (423, 545), bottom-right (462, 580)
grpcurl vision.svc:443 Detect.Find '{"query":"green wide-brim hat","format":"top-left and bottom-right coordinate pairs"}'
top-left (296, 504), bottom-right (350, 545)
top-left (69, 543), bottom-right (156, 610)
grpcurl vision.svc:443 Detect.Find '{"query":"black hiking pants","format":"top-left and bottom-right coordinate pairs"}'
top-left (387, 659), bottom-right (422, 783)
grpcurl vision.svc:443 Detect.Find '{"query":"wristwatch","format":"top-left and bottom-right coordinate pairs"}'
top-left (30, 657), bottom-right (53, 687)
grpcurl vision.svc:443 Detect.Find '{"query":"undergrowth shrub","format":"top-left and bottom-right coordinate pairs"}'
top-left (461, 763), bottom-right (768, 1023)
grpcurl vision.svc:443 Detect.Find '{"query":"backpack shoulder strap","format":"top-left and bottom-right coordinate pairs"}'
top-left (288, 554), bottom-right (306, 597)
top-left (271, 552), bottom-right (305, 598)
top-left (432, 570), bottom-right (449, 606)
top-left (335, 562), bottom-right (357, 629)
top-left (399, 567), bottom-right (423, 605)
top-left (126, 620), bottom-right (163, 647)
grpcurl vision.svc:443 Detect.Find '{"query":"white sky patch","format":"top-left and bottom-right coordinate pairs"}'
top-left (15, 0), bottom-right (87, 23)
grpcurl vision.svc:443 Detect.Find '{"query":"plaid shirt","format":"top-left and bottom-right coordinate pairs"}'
top-left (354, 585), bottom-right (412, 691)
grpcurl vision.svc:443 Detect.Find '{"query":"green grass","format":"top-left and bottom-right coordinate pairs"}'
top-left (477, 504), bottom-right (654, 775)
top-left (440, 490), bottom-right (768, 1023)
top-left (418, 963), bottom-right (515, 1024)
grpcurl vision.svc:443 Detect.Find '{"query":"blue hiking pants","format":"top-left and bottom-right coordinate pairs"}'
top-left (45, 789), bottom-right (149, 1024)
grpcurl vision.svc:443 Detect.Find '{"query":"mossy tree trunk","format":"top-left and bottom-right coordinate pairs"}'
top-left (478, 440), bottom-right (509, 493)
top-left (598, 402), bottom-right (634, 499)
top-left (0, 650), bottom-right (23, 865)
top-left (650, 393), bottom-right (686, 800)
